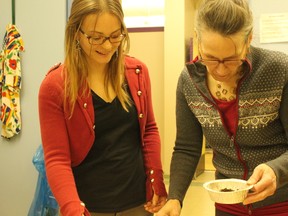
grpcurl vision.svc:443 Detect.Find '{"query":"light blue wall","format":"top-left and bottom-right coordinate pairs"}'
top-left (0, 0), bottom-right (66, 215)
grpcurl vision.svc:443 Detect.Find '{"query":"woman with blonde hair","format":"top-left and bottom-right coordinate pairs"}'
top-left (38, 0), bottom-right (167, 215)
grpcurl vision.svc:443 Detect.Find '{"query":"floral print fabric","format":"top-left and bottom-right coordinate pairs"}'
top-left (0, 24), bottom-right (24, 139)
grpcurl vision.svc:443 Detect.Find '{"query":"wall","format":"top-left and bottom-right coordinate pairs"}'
top-left (0, 0), bottom-right (66, 215)
top-left (250, 0), bottom-right (288, 54)
top-left (128, 31), bottom-right (164, 161)
top-left (163, 0), bottom-right (185, 174)
top-left (163, 0), bottom-right (201, 174)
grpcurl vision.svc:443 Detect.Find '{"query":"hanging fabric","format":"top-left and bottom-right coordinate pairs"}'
top-left (0, 24), bottom-right (24, 139)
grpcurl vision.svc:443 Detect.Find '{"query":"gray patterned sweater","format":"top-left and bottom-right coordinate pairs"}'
top-left (168, 46), bottom-right (288, 208)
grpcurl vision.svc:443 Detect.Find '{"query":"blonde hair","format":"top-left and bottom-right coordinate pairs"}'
top-left (195, 0), bottom-right (253, 43)
top-left (64, 0), bottom-right (131, 115)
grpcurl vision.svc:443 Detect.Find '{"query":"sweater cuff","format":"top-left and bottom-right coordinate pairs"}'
top-left (145, 169), bottom-right (167, 201)
top-left (60, 201), bottom-right (90, 216)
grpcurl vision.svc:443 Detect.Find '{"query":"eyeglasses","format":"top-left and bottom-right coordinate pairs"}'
top-left (198, 44), bottom-right (246, 69)
top-left (198, 58), bottom-right (245, 68)
top-left (79, 28), bottom-right (126, 45)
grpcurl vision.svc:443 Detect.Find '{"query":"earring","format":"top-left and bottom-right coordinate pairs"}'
top-left (76, 40), bottom-right (81, 50)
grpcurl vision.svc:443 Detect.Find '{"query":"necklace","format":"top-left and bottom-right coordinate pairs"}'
top-left (208, 69), bottom-right (244, 102)
top-left (215, 81), bottom-right (237, 101)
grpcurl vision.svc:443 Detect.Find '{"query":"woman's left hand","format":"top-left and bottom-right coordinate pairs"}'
top-left (144, 193), bottom-right (167, 213)
top-left (243, 164), bottom-right (277, 205)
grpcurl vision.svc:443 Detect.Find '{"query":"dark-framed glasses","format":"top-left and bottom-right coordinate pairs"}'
top-left (198, 58), bottom-right (245, 69)
top-left (79, 28), bottom-right (126, 45)
top-left (198, 43), bottom-right (247, 69)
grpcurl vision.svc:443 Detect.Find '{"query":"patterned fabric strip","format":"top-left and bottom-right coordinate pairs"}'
top-left (0, 24), bottom-right (24, 139)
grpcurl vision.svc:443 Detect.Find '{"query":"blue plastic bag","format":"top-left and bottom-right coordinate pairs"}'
top-left (28, 145), bottom-right (59, 216)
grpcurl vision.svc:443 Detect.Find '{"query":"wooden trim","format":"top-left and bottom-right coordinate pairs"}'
top-left (127, 26), bottom-right (164, 33)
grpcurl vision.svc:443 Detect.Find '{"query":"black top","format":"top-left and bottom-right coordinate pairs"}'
top-left (72, 90), bottom-right (146, 213)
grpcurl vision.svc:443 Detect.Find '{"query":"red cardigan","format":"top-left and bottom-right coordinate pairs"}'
top-left (38, 56), bottom-right (167, 216)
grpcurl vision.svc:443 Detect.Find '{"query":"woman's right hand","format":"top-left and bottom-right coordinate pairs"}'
top-left (155, 199), bottom-right (181, 216)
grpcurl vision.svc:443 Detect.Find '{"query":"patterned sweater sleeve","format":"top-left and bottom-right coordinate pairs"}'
top-left (266, 54), bottom-right (288, 189)
top-left (168, 67), bottom-right (204, 202)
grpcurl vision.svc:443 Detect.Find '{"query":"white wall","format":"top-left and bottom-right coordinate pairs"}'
top-left (250, 0), bottom-right (288, 54)
top-left (0, 0), bottom-right (66, 215)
